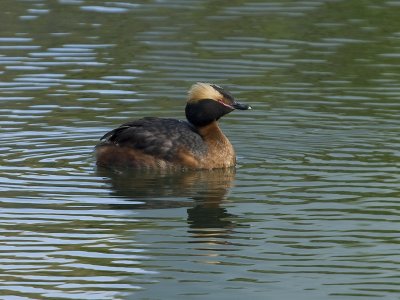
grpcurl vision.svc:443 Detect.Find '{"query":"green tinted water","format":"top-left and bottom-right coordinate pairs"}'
top-left (1, 0), bottom-right (400, 299)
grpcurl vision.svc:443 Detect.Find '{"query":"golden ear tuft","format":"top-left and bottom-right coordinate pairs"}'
top-left (187, 82), bottom-right (222, 102)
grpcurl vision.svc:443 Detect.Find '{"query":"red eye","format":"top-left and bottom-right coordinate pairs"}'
top-left (218, 99), bottom-right (234, 109)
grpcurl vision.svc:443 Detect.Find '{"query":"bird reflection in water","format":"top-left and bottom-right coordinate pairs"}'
top-left (97, 167), bottom-right (237, 233)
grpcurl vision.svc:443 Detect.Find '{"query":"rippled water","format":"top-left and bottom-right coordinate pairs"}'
top-left (1, 0), bottom-right (400, 299)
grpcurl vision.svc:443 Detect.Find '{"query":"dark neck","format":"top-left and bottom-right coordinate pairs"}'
top-left (185, 99), bottom-right (233, 127)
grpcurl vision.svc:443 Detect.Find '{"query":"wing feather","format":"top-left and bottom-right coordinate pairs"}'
top-left (99, 117), bottom-right (207, 160)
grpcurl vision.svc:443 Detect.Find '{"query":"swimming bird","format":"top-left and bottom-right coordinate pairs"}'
top-left (95, 82), bottom-right (251, 170)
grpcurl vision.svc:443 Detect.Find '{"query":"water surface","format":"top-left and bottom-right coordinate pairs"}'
top-left (1, 0), bottom-right (400, 299)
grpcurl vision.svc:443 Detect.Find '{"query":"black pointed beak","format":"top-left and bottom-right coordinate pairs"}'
top-left (232, 101), bottom-right (252, 110)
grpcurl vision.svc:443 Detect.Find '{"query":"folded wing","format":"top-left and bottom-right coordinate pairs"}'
top-left (99, 117), bottom-right (207, 161)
